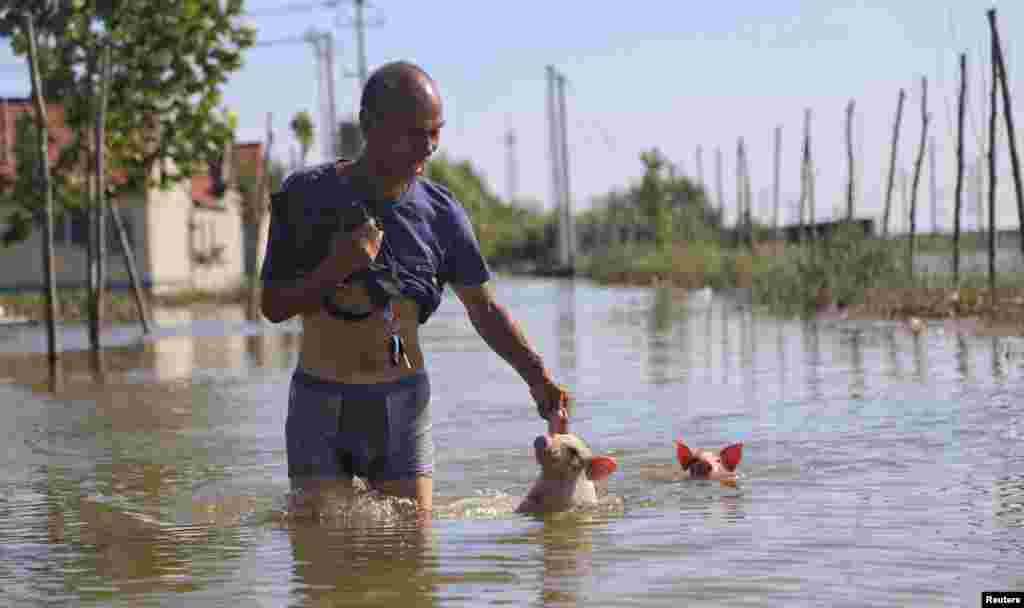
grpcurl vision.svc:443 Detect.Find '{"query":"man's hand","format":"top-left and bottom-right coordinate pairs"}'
top-left (530, 377), bottom-right (571, 435)
top-left (317, 219), bottom-right (383, 284)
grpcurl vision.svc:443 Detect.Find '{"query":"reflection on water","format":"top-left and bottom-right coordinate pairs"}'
top-left (556, 282), bottom-right (577, 389)
top-left (535, 518), bottom-right (594, 607)
top-left (286, 520), bottom-right (439, 607)
top-left (0, 279), bottom-right (1022, 606)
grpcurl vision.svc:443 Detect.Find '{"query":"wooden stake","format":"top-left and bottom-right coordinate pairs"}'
top-left (109, 198), bottom-right (150, 333)
top-left (988, 33), bottom-right (999, 296)
top-left (715, 146), bottom-right (724, 232)
top-left (987, 8), bottom-right (1024, 260)
top-left (773, 124), bottom-right (781, 237)
top-left (91, 42), bottom-right (111, 354)
top-left (846, 99), bottom-right (856, 221)
top-left (954, 53), bottom-right (967, 284)
top-left (248, 112), bottom-right (274, 321)
top-left (909, 76), bottom-right (930, 279)
top-left (24, 13), bottom-right (60, 390)
top-left (883, 89), bottom-right (906, 237)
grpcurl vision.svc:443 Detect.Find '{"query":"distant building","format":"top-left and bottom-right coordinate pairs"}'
top-left (0, 97), bottom-right (268, 294)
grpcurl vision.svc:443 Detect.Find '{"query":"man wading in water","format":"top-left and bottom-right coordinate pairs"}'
top-left (260, 61), bottom-right (569, 513)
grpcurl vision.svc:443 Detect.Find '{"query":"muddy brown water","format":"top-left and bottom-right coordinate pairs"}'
top-left (1, 277), bottom-right (1021, 606)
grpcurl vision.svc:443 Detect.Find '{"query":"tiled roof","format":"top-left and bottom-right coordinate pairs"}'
top-left (0, 98), bottom-right (72, 179)
top-left (0, 97), bottom-right (262, 208)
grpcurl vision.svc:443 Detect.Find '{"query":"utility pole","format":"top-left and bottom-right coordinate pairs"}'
top-left (546, 66), bottom-right (565, 265)
top-left (324, 32), bottom-right (338, 159)
top-left (929, 135), bottom-right (937, 234)
top-left (557, 72), bottom-right (574, 271)
top-left (254, 28), bottom-right (336, 162)
top-left (715, 146), bottom-right (724, 226)
top-left (696, 144), bottom-right (704, 192)
top-left (773, 125), bottom-right (781, 237)
top-left (354, 0), bottom-right (368, 91)
top-left (505, 128), bottom-right (518, 204)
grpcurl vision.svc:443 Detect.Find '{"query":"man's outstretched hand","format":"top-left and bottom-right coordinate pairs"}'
top-left (530, 378), bottom-right (570, 435)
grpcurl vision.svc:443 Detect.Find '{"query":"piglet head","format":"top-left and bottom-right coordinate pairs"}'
top-left (534, 433), bottom-right (617, 482)
top-left (674, 439), bottom-right (743, 480)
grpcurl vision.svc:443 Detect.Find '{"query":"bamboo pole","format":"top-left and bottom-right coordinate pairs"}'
top-left (988, 8), bottom-right (1024, 259)
top-left (90, 42), bottom-right (111, 354)
top-left (909, 76), bottom-right (930, 279)
top-left (883, 89), bottom-right (906, 237)
top-left (954, 53), bottom-right (967, 284)
top-left (929, 135), bottom-right (937, 234)
top-left (988, 35), bottom-right (999, 296)
top-left (773, 124), bottom-right (781, 238)
top-left (806, 108), bottom-right (816, 242)
top-left (696, 144), bottom-right (704, 193)
top-left (715, 146), bottom-right (724, 233)
top-left (736, 136), bottom-right (744, 245)
top-left (24, 13), bottom-right (60, 390)
top-left (901, 169), bottom-right (908, 235)
top-left (108, 198), bottom-right (150, 333)
top-left (743, 139), bottom-right (754, 248)
top-left (846, 99), bottom-right (856, 221)
top-left (248, 112), bottom-right (274, 321)
top-left (799, 110), bottom-right (810, 242)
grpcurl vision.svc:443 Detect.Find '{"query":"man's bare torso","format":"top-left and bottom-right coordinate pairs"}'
top-left (298, 161), bottom-right (427, 384)
top-left (299, 290), bottom-right (424, 383)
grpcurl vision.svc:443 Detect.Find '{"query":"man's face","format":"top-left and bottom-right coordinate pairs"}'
top-left (366, 93), bottom-right (444, 179)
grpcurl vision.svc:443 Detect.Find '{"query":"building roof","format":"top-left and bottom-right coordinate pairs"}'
top-left (0, 97), bottom-right (262, 208)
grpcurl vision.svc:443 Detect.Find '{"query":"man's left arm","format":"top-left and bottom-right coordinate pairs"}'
top-left (454, 283), bottom-right (569, 432)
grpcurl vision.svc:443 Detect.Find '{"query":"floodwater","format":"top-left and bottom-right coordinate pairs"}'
top-left (0, 277), bottom-right (1021, 607)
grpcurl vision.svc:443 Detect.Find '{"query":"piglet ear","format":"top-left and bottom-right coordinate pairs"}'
top-left (720, 443), bottom-right (743, 471)
top-left (674, 440), bottom-right (693, 468)
top-left (587, 456), bottom-right (617, 480)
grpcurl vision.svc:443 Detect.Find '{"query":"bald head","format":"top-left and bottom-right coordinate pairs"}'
top-left (359, 61), bottom-right (442, 130)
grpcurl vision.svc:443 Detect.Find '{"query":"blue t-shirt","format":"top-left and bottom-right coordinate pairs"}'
top-left (260, 161), bottom-right (492, 324)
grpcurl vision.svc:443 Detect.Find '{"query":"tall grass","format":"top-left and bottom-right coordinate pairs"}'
top-left (579, 240), bottom-right (749, 290)
top-left (581, 225), bottom-right (1024, 321)
top-left (753, 225), bottom-right (902, 315)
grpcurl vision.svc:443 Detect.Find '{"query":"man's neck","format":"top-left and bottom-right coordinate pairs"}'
top-left (347, 156), bottom-right (414, 203)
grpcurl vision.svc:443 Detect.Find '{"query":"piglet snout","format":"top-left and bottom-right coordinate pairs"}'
top-left (688, 460), bottom-right (712, 477)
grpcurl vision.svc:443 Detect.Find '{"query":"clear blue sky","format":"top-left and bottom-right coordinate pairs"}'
top-left (2, 1), bottom-right (1022, 232)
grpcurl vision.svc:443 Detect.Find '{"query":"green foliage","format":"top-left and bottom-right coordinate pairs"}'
top-left (0, 1), bottom-right (73, 36)
top-left (235, 155), bottom-right (287, 225)
top-left (289, 111), bottom-right (314, 165)
top-left (424, 153), bottom-right (553, 266)
top-left (580, 148), bottom-right (720, 255)
top-left (0, 0), bottom-right (255, 247)
top-left (753, 223), bottom-right (902, 314)
top-left (0, 113), bottom-right (78, 246)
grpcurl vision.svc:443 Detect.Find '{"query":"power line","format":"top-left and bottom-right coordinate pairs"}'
top-left (245, 1), bottom-right (343, 17)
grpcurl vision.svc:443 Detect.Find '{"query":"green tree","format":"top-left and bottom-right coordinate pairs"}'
top-left (289, 110), bottom-right (314, 167)
top-left (1, 1), bottom-right (255, 352)
top-left (2, 1), bottom-right (255, 214)
top-left (0, 1), bottom-right (69, 384)
top-left (425, 153), bottom-right (553, 267)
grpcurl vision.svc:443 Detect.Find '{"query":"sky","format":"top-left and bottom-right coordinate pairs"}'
top-left (2, 1), bottom-right (1024, 233)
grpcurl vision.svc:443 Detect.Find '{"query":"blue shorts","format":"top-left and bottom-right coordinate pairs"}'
top-left (286, 367), bottom-right (434, 482)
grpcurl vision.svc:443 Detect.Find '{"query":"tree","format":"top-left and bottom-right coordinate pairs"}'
top-left (290, 110), bottom-right (314, 167)
top-left (1, 1), bottom-right (255, 349)
top-left (0, 1), bottom-right (70, 387)
top-left (424, 153), bottom-right (553, 266)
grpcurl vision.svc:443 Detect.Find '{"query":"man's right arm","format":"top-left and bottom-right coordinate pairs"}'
top-left (260, 264), bottom-right (348, 323)
top-left (260, 210), bottom-right (382, 323)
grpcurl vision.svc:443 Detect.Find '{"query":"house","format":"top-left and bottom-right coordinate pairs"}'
top-left (0, 97), bottom-right (268, 295)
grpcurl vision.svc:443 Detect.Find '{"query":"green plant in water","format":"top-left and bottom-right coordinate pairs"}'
top-left (754, 223), bottom-right (902, 315)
